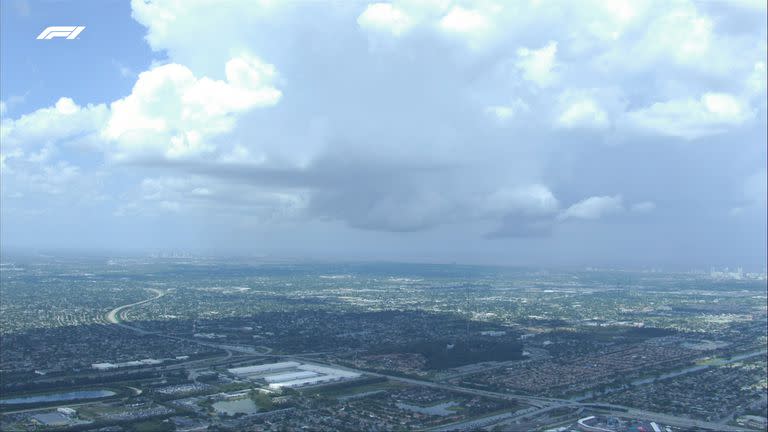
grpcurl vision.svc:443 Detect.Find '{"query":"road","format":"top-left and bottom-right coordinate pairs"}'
top-left (298, 359), bottom-right (750, 432)
top-left (105, 288), bottom-right (165, 333)
top-left (610, 406), bottom-right (750, 432)
top-left (289, 358), bottom-right (563, 408)
top-left (98, 291), bottom-right (753, 431)
top-left (104, 288), bottom-right (275, 361)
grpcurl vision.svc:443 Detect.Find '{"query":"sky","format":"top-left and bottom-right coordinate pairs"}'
top-left (0, 0), bottom-right (766, 269)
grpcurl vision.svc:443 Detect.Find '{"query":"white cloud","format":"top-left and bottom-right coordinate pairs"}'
top-left (357, 3), bottom-right (413, 36)
top-left (191, 187), bottom-right (212, 196)
top-left (3, 0), bottom-right (766, 258)
top-left (484, 184), bottom-right (559, 216)
top-left (103, 55), bottom-right (281, 160)
top-left (0, 97), bottom-right (108, 149)
top-left (584, 0), bottom-right (647, 41)
top-left (355, 1), bottom-right (498, 46)
top-left (130, 0), bottom-right (282, 58)
top-left (648, 8), bottom-right (712, 64)
top-left (129, 175), bottom-right (307, 220)
top-left (560, 195), bottom-right (624, 220)
top-left (485, 99), bottom-right (529, 123)
top-left (439, 6), bottom-right (490, 36)
top-left (625, 92), bottom-right (752, 139)
top-left (516, 41), bottom-right (558, 88)
top-left (3, 160), bottom-right (86, 196)
top-left (557, 97), bottom-right (609, 129)
top-left (593, 2), bottom-right (758, 81)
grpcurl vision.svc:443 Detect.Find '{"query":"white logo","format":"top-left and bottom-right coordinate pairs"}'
top-left (37, 26), bottom-right (85, 40)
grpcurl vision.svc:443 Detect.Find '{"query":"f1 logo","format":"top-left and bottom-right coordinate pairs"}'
top-left (37, 26), bottom-right (85, 40)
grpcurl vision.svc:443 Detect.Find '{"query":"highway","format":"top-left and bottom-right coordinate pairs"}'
top-left (98, 292), bottom-right (753, 431)
top-left (104, 288), bottom-right (274, 356)
top-left (295, 358), bottom-right (751, 431)
top-left (101, 289), bottom-right (285, 374)
top-left (104, 288), bottom-right (165, 334)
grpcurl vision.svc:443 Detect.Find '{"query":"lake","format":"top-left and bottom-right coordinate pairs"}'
top-left (213, 398), bottom-right (260, 416)
top-left (0, 389), bottom-right (116, 405)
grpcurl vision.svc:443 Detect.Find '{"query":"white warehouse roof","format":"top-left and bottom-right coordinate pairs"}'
top-left (269, 375), bottom-right (339, 389)
top-left (228, 362), bottom-right (300, 376)
top-left (298, 364), bottom-right (361, 378)
top-left (264, 371), bottom-right (319, 383)
top-left (268, 365), bottom-right (362, 389)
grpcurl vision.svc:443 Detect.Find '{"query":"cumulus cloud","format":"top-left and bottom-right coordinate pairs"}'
top-left (0, 97), bottom-right (108, 149)
top-left (625, 92), bottom-right (753, 139)
top-left (357, 3), bottom-right (413, 37)
top-left (438, 5), bottom-right (493, 46)
top-left (103, 55), bottom-right (281, 160)
top-left (559, 195), bottom-right (624, 221)
top-left (644, 8), bottom-right (712, 65)
top-left (557, 97), bottom-right (609, 129)
top-left (483, 184), bottom-right (559, 216)
top-left (516, 41), bottom-right (558, 88)
top-left (484, 185), bottom-right (561, 238)
top-left (114, 174), bottom-right (307, 220)
top-left (1, 0), bottom-right (765, 264)
top-left (485, 99), bottom-right (529, 123)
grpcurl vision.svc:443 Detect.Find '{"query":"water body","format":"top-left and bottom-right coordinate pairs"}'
top-left (396, 401), bottom-right (460, 416)
top-left (213, 398), bottom-right (260, 416)
top-left (0, 390), bottom-right (116, 405)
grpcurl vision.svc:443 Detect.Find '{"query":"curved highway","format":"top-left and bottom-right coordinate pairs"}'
top-left (105, 288), bottom-right (165, 333)
top-left (103, 288), bottom-right (266, 358)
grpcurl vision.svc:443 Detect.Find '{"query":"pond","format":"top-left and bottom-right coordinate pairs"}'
top-left (0, 389), bottom-right (116, 405)
top-left (212, 398), bottom-right (260, 416)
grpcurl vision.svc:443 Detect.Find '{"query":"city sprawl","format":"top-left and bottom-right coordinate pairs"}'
top-left (0, 256), bottom-right (766, 432)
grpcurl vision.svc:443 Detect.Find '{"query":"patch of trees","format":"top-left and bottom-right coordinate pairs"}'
top-left (405, 337), bottom-right (524, 369)
top-left (623, 327), bottom-right (677, 338)
top-left (0, 369), bottom-right (164, 394)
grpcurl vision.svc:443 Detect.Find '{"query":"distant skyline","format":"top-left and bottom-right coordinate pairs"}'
top-left (2, 246), bottom-right (766, 274)
top-left (1, 0), bottom-right (766, 269)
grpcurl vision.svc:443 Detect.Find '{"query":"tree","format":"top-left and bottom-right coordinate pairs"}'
top-left (250, 390), bottom-right (273, 410)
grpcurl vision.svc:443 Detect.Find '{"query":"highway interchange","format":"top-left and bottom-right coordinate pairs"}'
top-left (97, 289), bottom-right (752, 432)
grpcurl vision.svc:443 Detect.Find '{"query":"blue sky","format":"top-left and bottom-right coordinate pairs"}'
top-left (1, 0), bottom-right (766, 269)
top-left (1, 0), bottom-right (152, 113)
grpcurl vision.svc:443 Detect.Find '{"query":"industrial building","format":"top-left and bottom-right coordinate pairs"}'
top-left (264, 371), bottom-right (319, 383)
top-left (91, 358), bottom-right (163, 370)
top-left (227, 361), bottom-right (361, 389)
top-left (228, 362), bottom-right (300, 377)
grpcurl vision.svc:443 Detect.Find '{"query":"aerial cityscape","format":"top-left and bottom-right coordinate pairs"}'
top-left (1, 0), bottom-right (767, 431)
top-left (0, 256), bottom-right (766, 431)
